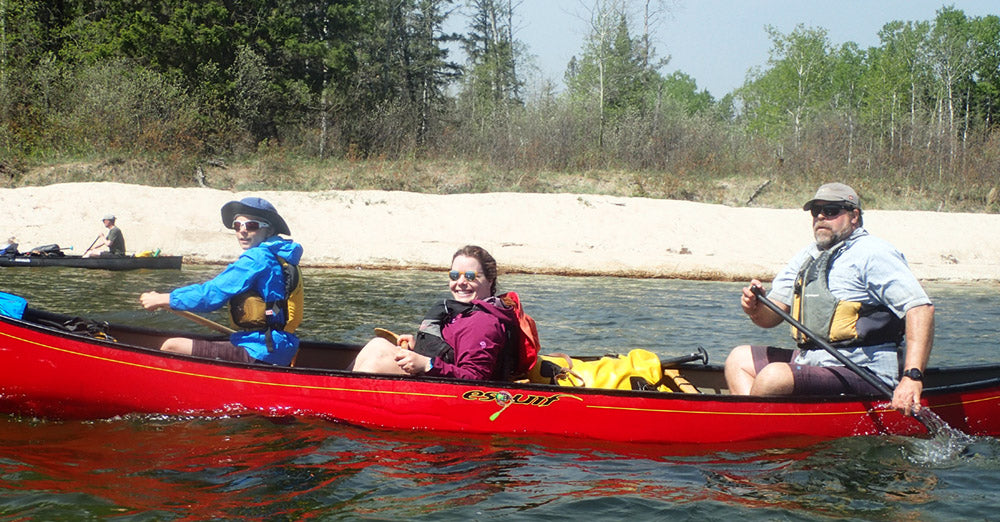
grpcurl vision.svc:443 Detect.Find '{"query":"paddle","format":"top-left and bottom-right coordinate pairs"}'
top-left (376, 326), bottom-right (706, 370)
top-left (171, 310), bottom-right (235, 334)
top-left (83, 234), bottom-right (101, 255)
top-left (661, 346), bottom-right (709, 368)
top-left (374, 327), bottom-right (410, 349)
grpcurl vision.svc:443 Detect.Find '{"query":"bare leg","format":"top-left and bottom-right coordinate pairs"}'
top-left (748, 363), bottom-right (795, 395)
top-left (160, 337), bottom-right (194, 355)
top-left (350, 337), bottom-right (407, 375)
top-left (724, 344), bottom-right (758, 395)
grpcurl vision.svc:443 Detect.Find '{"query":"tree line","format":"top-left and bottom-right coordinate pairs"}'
top-left (1, 1), bottom-right (998, 208)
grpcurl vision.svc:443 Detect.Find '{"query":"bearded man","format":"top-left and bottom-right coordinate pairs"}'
top-left (724, 183), bottom-right (934, 416)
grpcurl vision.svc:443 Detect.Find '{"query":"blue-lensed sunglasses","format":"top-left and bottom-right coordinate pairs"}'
top-left (448, 270), bottom-right (479, 281)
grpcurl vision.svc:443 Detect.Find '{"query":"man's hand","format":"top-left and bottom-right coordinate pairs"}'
top-left (891, 376), bottom-right (923, 416)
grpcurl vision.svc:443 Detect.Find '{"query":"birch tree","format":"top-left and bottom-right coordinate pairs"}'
top-left (739, 25), bottom-right (833, 147)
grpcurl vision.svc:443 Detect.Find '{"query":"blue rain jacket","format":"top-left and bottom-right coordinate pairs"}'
top-left (170, 237), bottom-right (303, 365)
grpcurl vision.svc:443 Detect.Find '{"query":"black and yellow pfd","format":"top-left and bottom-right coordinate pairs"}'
top-left (229, 256), bottom-right (303, 351)
top-left (791, 242), bottom-right (903, 349)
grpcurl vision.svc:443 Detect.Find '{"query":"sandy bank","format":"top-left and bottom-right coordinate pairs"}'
top-left (3, 182), bottom-right (999, 282)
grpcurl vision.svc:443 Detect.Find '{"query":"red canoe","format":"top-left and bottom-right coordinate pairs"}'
top-left (2, 306), bottom-right (999, 444)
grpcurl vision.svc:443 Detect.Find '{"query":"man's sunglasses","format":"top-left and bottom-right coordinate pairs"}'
top-left (449, 270), bottom-right (479, 281)
top-left (809, 203), bottom-right (854, 218)
top-left (232, 220), bottom-right (269, 232)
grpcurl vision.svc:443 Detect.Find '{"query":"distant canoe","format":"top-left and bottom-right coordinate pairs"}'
top-left (0, 254), bottom-right (182, 270)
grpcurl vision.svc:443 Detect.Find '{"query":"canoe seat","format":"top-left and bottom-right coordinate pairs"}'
top-left (657, 368), bottom-right (700, 394)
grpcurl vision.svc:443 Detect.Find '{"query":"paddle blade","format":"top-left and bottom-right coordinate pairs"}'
top-left (375, 327), bottom-right (412, 349)
top-left (374, 327), bottom-right (400, 344)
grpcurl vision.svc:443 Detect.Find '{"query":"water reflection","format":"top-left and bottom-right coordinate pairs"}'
top-left (0, 395), bottom-right (998, 518)
top-left (2, 266), bottom-right (999, 518)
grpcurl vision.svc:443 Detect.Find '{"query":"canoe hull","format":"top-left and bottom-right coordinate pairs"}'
top-left (1, 311), bottom-right (999, 444)
top-left (0, 255), bottom-right (182, 270)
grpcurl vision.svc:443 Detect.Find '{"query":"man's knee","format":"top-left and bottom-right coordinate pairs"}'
top-left (725, 344), bottom-right (753, 369)
top-left (750, 363), bottom-right (795, 395)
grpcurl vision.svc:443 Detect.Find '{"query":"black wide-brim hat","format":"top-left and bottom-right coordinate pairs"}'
top-left (220, 197), bottom-right (291, 236)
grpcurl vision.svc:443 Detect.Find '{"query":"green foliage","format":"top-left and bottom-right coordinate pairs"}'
top-left (458, 0), bottom-right (524, 126)
top-left (3, 0), bottom-right (1000, 213)
top-left (61, 60), bottom-right (204, 154)
top-left (566, 9), bottom-right (652, 119)
top-left (739, 24), bottom-right (835, 141)
top-left (660, 71), bottom-right (715, 116)
top-left (342, 0), bottom-right (458, 156)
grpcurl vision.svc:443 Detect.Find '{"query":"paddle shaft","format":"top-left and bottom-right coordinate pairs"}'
top-left (171, 309), bottom-right (235, 334)
top-left (660, 346), bottom-right (709, 369)
top-left (84, 234), bottom-right (102, 253)
top-left (750, 286), bottom-right (895, 398)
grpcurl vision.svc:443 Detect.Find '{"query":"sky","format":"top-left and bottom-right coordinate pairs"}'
top-left (447, 0), bottom-right (1000, 99)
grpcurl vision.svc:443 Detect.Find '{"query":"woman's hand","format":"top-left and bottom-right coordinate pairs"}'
top-left (394, 349), bottom-right (431, 375)
top-left (397, 334), bottom-right (415, 349)
top-left (140, 291), bottom-right (171, 311)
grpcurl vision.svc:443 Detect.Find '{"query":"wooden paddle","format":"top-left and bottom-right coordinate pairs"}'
top-left (374, 327), bottom-right (410, 349)
top-left (750, 286), bottom-right (933, 430)
top-left (169, 310), bottom-right (303, 367)
top-left (172, 310), bottom-right (235, 334)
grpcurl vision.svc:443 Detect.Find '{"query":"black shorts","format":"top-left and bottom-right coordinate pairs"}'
top-left (750, 345), bottom-right (884, 396)
top-left (191, 338), bottom-right (256, 364)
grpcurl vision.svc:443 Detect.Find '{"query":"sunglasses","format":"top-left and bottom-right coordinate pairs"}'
top-left (809, 203), bottom-right (853, 218)
top-left (232, 220), bottom-right (269, 232)
top-left (449, 270), bottom-right (479, 281)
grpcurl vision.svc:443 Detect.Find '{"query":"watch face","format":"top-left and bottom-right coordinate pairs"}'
top-left (905, 368), bottom-right (923, 380)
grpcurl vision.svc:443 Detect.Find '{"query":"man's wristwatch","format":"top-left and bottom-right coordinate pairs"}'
top-left (902, 368), bottom-right (924, 381)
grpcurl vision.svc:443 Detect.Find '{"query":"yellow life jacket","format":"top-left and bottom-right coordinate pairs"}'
top-left (230, 256), bottom-right (303, 335)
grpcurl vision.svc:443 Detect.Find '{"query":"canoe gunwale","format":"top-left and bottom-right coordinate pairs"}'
top-left (0, 254), bottom-right (182, 270)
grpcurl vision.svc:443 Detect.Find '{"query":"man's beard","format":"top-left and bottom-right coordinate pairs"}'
top-left (814, 229), bottom-right (848, 250)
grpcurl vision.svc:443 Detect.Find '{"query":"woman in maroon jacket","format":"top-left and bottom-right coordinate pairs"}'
top-left (351, 245), bottom-right (517, 381)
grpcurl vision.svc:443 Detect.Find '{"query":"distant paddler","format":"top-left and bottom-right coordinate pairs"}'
top-left (82, 214), bottom-right (125, 257)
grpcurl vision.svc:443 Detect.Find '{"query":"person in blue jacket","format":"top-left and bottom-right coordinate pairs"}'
top-left (140, 197), bottom-right (304, 366)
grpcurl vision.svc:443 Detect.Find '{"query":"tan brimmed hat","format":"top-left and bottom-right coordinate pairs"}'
top-left (802, 183), bottom-right (860, 210)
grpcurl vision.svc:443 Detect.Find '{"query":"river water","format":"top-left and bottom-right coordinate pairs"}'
top-left (1, 266), bottom-right (999, 519)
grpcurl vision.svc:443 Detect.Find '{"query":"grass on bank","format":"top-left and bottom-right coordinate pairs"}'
top-left (5, 154), bottom-right (1000, 214)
